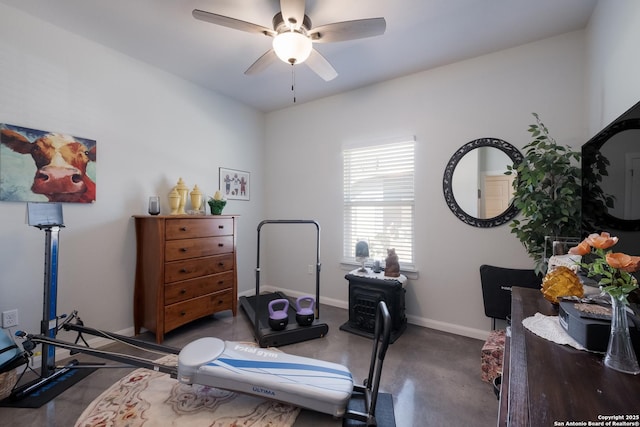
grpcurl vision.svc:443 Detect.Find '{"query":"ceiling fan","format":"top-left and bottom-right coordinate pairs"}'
top-left (193, 0), bottom-right (386, 81)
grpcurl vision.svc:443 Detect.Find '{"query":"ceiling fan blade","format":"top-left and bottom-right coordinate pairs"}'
top-left (309, 17), bottom-right (386, 43)
top-left (193, 9), bottom-right (276, 37)
top-left (280, 0), bottom-right (306, 30)
top-left (306, 49), bottom-right (338, 81)
top-left (244, 49), bottom-right (278, 75)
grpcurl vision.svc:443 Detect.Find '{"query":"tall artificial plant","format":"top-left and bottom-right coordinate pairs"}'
top-left (506, 113), bottom-right (582, 275)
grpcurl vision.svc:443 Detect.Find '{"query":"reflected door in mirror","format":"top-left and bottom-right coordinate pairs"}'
top-left (483, 174), bottom-right (515, 218)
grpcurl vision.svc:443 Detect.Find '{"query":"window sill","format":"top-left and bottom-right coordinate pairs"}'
top-left (340, 261), bottom-right (419, 280)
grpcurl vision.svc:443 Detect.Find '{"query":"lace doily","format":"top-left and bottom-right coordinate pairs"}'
top-left (522, 312), bottom-right (586, 351)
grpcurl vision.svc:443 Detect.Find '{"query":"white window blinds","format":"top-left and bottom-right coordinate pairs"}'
top-left (343, 137), bottom-right (415, 268)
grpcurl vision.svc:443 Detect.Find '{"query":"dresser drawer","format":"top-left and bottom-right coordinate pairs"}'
top-left (165, 218), bottom-right (233, 240)
top-left (134, 215), bottom-right (238, 343)
top-left (165, 235), bottom-right (234, 261)
top-left (164, 253), bottom-right (234, 283)
top-left (164, 271), bottom-right (235, 305)
top-left (164, 290), bottom-right (234, 332)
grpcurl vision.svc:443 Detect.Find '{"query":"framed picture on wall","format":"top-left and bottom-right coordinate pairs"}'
top-left (219, 167), bottom-right (250, 201)
top-left (1, 123), bottom-right (97, 203)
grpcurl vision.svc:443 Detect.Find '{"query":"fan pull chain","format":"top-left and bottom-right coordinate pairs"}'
top-left (291, 64), bottom-right (296, 103)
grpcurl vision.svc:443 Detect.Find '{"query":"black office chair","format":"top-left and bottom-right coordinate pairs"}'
top-left (480, 264), bottom-right (541, 330)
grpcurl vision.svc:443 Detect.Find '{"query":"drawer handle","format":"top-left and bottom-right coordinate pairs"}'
top-left (180, 289), bottom-right (187, 295)
top-left (218, 225), bottom-right (224, 229)
top-left (180, 248), bottom-right (188, 252)
top-left (217, 299), bottom-right (224, 305)
top-left (218, 262), bottom-right (225, 267)
top-left (218, 243), bottom-right (224, 247)
top-left (218, 280), bottom-right (224, 285)
top-left (180, 227), bottom-right (187, 231)
top-left (180, 268), bottom-right (190, 274)
top-left (180, 311), bottom-right (186, 316)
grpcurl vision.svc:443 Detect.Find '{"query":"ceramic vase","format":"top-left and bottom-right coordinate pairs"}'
top-left (176, 177), bottom-right (188, 215)
top-left (168, 187), bottom-right (180, 215)
top-left (190, 185), bottom-right (203, 213)
top-left (604, 293), bottom-right (640, 375)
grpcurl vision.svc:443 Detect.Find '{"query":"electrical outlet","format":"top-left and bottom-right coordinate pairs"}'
top-left (2, 309), bottom-right (18, 328)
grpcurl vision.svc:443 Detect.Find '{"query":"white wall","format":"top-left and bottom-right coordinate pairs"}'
top-left (0, 3), bottom-right (265, 340)
top-left (264, 31), bottom-right (587, 339)
top-left (4, 1), bottom-right (639, 344)
top-left (587, 1), bottom-right (640, 133)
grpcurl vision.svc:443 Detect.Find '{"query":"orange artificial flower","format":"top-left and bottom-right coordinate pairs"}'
top-left (576, 231), bottom-right (639, 301)
top-left (606, 252), bottom-right (640, 273)
top-left (585, 232), bottom-right (619, 250)
top-left (569, 240), bottom-right (591, 256)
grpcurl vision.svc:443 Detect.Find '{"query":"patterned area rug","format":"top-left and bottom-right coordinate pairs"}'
top-left (75, 352), bottom-right (300, 427)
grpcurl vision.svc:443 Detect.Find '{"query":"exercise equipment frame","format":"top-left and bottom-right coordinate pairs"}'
top-left (239, 219), bottom-right (329, 347)
top-left (12, 301), bottom-right (391, 426)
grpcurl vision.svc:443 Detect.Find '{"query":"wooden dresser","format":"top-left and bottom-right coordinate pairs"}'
top-left (132, 215), bottom-right (238, 343)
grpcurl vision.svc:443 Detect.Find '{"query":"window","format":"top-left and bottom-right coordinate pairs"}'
top-left (343, 137), bottom-right (415, 269)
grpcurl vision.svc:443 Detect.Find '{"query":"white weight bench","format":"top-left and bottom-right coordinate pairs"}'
top-left (178, 301), bottom-right (392, 424)
top-left (178, 338), bottom-right (353, 416)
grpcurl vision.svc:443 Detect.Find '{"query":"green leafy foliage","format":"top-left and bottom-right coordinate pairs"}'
top-left (579, 248), bottom-right (639, 302)
top-left (506, 113), bottom-right (582, 274)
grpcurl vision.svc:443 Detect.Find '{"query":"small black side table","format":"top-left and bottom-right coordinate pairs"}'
top-left (340, 269), bottom-right (407, 343)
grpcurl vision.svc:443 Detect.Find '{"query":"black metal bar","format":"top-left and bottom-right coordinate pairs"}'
top-left (344, 300), bottom-right (391, 426)
top-left (11, 359), bottom-right (78, 401)
top-left (41, 226), bottom-right (61, 378)
top-left (25, 334), bottom-right (178, 377)
top-left (62, 323), bottom-right (181, 355)
top-left (255, 222), bottom-right (263, 344)
top-left (254, 219), bottom-right (322, 340)
top-left (368, 301), bottom-right (391, 416)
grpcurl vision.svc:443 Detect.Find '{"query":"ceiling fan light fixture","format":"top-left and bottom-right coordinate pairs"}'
top-left (272, 31), bottom-right (312, 65)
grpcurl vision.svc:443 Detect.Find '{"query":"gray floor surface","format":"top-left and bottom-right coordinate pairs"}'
top-left (0, 304), bottom-right (498, 426)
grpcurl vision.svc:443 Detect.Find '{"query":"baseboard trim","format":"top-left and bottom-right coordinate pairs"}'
top-left (246, 286), bottom-right (488, 341)
top-left (405, 315), bottom-right (490, 341)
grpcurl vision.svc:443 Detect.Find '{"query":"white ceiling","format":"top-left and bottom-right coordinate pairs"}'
top-left (0, 0), bottom-right (597, 112)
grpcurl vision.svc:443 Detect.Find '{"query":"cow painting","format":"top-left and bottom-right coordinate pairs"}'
top-left (0, 124), bottom-right (96, 203)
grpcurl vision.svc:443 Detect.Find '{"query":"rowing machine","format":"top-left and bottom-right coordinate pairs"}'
top-left (13, 301), bottom-right (391, 425)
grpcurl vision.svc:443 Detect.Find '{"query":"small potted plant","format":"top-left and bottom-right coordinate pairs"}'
top-left (208, 190), bottom-right (227, 215)
top-left (506, 113), bottom-right (582, 274)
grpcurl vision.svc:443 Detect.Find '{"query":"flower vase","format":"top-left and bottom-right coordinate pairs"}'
top-left (604, 294), bottom-right (640, 375)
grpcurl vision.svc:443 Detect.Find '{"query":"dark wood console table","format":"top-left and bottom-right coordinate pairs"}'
top-left (500, 287), bottom-right (640, 426)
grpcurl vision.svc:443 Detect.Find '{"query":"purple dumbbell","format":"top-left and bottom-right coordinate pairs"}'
top-left (295, 296), bottom-right (315, 326)
top-left (268, 299), bottom-right (289, 331)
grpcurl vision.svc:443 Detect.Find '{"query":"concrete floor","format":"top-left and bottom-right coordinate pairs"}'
top-left (0, 304), bottom-right (498, 426)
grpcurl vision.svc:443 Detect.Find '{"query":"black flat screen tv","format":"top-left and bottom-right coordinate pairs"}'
top-left (582, 100), bottom-right (640, 280)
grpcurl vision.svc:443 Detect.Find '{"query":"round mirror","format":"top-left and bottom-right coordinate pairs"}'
top-left (443, 138), bottom-right (522, 227)
top-left (583, 118), bottom-right (640, 231)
